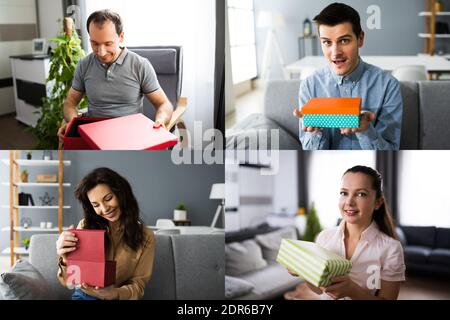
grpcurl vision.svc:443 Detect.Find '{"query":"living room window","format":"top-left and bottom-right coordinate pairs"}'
top-left (227, 0), bottom-right (258, 84)
top-left (398, 151), bottom-right (450, 227)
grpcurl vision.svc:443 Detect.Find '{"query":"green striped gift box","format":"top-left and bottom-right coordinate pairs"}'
top-left (276, 239), bottom-right (352, 287)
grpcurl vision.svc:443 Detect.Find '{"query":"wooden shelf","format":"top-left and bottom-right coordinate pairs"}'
top-left (1, 227), bottom-right (69, 232)
top-left (419, 11), bottom-right (450, 16)
top-left (1, 205), bottom-right (71, 209)
top-left (1, 247), bottom-right (29, 255)
top-left (2, 182), bottom-right (71, 187)
top-left (419, 33), bottom-right (450, 38)
top-left (1, 159), bottom-right (71, 166)
top-left (2, 150), bottom-right (69, 267)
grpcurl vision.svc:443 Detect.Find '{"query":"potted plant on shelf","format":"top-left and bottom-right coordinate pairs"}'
top-left (26, 151), bottom-right (32, 160)
top-left (28, 17), bottom-right (87, 149)
top-left (22, 237), bottom-right (31, 251)
top-left (173, 203), bottom-right (188, 221)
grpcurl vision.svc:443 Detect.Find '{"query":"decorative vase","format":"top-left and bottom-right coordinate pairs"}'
top-left (20, 171), bottom-right (28, 183)
top-left (173, 209), bottom-right (187, 221)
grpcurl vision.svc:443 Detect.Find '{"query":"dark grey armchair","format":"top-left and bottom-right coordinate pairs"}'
top-left (128, 46), bottom-right (186, 132)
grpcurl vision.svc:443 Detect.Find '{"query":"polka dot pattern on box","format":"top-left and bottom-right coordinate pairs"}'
top-left (303, 114), bottom-right (359, 128)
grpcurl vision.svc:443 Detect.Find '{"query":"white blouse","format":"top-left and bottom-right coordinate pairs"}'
top-left (315, 220), bottom-right (406, 299)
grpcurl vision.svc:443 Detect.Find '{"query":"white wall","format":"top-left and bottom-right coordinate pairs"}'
top-left (273, 151), bottom-right (297, 214)
top-left (0, 0), bottom-right (38, 115)
top-left (37, 0), bottom-right (63, 39)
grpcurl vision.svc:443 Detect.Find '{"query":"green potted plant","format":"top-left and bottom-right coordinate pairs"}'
top-left (29, 17), bottom-right (88, 149)
top-left (302, 202), bottom-right (323, 242)
top-left (22, 237), bottom-right (31, 251)
top-left (174, 202), bottom-right (187, 221)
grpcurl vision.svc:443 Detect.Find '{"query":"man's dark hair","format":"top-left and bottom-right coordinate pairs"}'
top-left (86, 9), bottom-right (123, 35)
top-left (313, 3), bottom-right (362, 38)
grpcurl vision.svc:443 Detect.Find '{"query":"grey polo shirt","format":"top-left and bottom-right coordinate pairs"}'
top-left (72, 47), bottom-right (160, 117)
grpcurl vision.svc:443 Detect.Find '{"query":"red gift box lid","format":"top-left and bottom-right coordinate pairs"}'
top-left (77, 113), bottom-right (179, 150)
top-left (66, 229), bottom-right (106, 262)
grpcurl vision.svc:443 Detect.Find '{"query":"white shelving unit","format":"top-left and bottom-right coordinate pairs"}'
top-left (419, 0), bottom-right (450, 54)
top-left (1, 151), bottom-right (71, 266)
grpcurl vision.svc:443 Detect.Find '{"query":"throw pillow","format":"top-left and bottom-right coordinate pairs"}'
top-left (0, 259), bottom-right (54, 300)
top-left (255, 226), bottom-right (297, 262)
top-left (225, 276), bottom-right (254, 299)
top-left (225, 239), bottom-right (268, 276)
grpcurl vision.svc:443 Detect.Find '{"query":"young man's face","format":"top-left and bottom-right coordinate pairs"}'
top-left (88, 20), bottom-right (124, 64)
top-left (319, 22), bottom-right (364, 76)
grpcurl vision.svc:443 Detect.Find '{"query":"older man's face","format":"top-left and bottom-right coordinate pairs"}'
top-left (319, 22), bottom-right (364, 76)
top-left (89, 20), bottom-right (123, 65)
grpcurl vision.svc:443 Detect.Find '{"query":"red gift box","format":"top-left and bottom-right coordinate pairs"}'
top-left (66, 229), bottom-right (116, 288)
top-left (63, 117), bottom-right (109, 150)
top-left (78, 113), bottom-right (178, 150)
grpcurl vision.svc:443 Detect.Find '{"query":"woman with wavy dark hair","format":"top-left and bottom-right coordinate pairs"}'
top-left (56, 167), bottom-right (155, 300)
top-left (287, 165), bottom-right (405, 300)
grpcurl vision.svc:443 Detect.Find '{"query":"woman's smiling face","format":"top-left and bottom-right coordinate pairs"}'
top-left (339, 172), bottom-right (382, 227)
top-left (87, 183), bottom-right (122, 222)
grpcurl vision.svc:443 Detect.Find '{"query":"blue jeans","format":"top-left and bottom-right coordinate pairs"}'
top-left (72, 288), bottom-right (98, 300)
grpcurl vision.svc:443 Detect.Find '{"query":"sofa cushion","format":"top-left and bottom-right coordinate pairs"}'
top-left (239, 263), bottom-right (303, 300)
top-left (428, 249), bottom-right (450, 266)
top-left (255, 226), bottom-right (297, 262)
top-left (401, 226), bottom-right (436, 247)
top-left (418, 81), bottom-right (450, 149)
top-left (399, 81), bottom-right (420, 149)
top-left (0, 260), bottom-right (54, 300)
top-left (436, 228), bottom-right (450, 249)
top-left (225, 239), bottom-right (267, 276)
top-left (404, 245), bottom-right (432, 263)
top-left (227, 114), bottom-right (302, 150)
top-left (225, 223), bottom-right (279, 244)
top-left (225, 276), bottom-right (254, 299)
top-left (264, 79), bottom-right (301, 138)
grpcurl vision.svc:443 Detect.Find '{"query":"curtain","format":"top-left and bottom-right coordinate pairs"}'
top-left (376, 151), bottom-right (398, 221)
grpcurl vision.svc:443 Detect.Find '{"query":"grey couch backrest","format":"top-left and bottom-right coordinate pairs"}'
top-left (29, 232), bottom-right (224, 300)
top-left (128, 46), bottom-right (183, 120)
top-left (418, 81), bottom-right (450, 149)
top-left (264, 79), bottom-right (301, 139)
top-left (263, 79), bottom-right (450, 150)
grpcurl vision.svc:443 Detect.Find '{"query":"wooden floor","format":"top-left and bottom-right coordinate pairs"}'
top-left (0, 113), bottom-right (37, 149)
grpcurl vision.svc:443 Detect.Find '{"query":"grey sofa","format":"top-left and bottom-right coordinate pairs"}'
top-left (225, 224), bottom-right (303, 300)
top-left (226, 80), bottom-right (450, 150)
top-left (24, 232), bottom-right (224, 300)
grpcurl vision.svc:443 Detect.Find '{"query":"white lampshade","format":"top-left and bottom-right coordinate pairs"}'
top-left (257, 11), bottom-right (285, 29)
top-left (210, 183), bottom-right (225, 200)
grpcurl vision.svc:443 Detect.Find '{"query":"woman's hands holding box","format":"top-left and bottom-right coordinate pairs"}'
top-left (56, 225), bottom-right (77, 263)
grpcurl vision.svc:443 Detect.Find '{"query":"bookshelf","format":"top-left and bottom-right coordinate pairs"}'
top-left (420, 0), bottom-right (450, 54)
top-left (1, 150), bottom-right (71, 266)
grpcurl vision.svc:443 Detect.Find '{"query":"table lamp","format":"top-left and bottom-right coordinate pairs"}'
top-left (210, 183), bottom-right (225, 228)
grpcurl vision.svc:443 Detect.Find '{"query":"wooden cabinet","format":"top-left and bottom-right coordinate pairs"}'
top-left (9, 55), bottom-right (50, 127)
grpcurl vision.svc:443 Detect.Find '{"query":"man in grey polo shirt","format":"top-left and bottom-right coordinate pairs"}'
top-left (57, 9), bottom-right (173, 142)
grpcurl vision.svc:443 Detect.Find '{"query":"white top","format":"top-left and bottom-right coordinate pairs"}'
top-left (286, 55), bottom-right (450, 73)
top-left (316, 220), bottom-right (405, 299)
